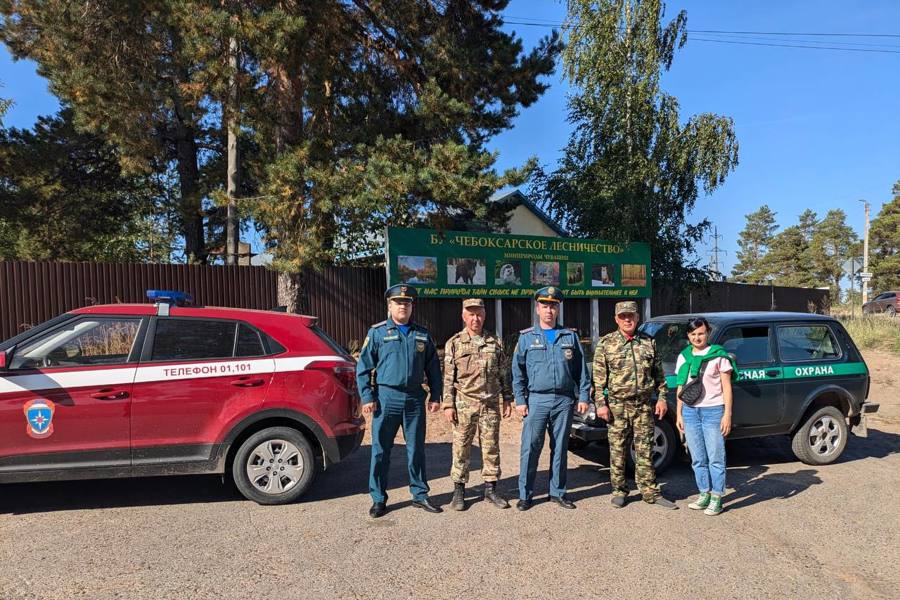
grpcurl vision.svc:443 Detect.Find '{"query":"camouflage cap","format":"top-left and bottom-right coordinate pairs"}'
top-left (615, 300), bottom-right (639, 315)
top-left (462, 298), bottom-right (485, 309)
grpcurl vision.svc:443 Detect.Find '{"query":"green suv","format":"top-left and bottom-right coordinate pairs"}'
top-left (571, 312), bottom-right (880, 471)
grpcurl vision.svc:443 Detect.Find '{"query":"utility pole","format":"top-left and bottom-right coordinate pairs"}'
top-left (708, 226), bottom-right (725, 281)
top-left (860, 199), bottom-right (870, 305)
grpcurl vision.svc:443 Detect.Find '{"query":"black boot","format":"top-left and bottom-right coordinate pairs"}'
top-left (451, 483), bottom-right (466, 511)
top-left (484, 482), bottom-right (509, 509)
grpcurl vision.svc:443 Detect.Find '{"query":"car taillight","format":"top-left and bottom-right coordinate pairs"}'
top-left (307, 361), bottom-right (358, 394)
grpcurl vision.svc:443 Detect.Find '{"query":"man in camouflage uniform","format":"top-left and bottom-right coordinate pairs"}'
top-left (442, 298), bottom-right (513, 510)
top-left (593, 301), bottom-right (677, 509)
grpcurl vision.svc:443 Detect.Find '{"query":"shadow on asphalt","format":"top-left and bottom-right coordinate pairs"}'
top-left (2, 429), bottom-right (896, 514)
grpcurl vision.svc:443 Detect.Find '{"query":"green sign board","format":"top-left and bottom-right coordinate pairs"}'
top-left (386, 227), bottom-right (651, 299)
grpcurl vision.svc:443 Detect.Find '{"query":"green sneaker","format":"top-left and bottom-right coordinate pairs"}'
top-left (704, 495), bottom-right (723, 515)
top-left (688, 492), bottom-right (710, 510)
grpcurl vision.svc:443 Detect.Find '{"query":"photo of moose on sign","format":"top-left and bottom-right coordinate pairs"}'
top-left (447, 257), bottom-right (486, 285)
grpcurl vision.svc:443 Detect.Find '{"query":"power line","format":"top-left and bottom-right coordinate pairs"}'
top-left (500, 18), bottom-right (900, 54)
top-left (690, 37), bottom-right (900, 54)
top-left (500, 15), bottom-right (900, 38)
top-left (689, 28), bottom-right (900, 39)
top-left (693, 33), bottom-right (900, 49)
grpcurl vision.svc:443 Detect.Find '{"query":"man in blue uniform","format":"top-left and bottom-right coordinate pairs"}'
top-left (512, 286), bottom-right (591, 511)
top-left (356, 284), bottom-right (443, 518)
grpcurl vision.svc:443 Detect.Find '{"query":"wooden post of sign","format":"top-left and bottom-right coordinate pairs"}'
top-left (495, 299), bottom-right (503, 339)
top-left (591, 299), bottom-right (599, 350)
top-left (643, 297), bottom-right (651, 321)
top-left (558, 300), bottom-right (564, 326)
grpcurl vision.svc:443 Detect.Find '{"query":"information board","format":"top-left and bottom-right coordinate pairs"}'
top-left (386, 227), bottom-right (651, 299)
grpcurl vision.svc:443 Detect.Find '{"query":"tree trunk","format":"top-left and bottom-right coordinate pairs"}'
top-left (226, 35), bottom-right (240, 266)
top-left (277, 271), bottom-right (307, 314)
top-left (175, 135), bottom-right (205, 264)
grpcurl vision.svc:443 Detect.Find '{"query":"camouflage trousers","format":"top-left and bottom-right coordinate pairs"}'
top-left (450, 398), bottom-right (501, 484)
top-left (607, 398), bottom-right (661, 502)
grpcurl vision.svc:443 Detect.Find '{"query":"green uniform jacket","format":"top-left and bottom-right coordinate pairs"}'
top-left (593, 331), bottom-right (667, 405)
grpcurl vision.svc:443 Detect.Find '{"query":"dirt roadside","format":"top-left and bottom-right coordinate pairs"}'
top-left (860, 349), bottom-right (900, 428)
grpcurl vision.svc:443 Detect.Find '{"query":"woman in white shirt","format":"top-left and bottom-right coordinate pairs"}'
top-left (674, 317), bottom-right (736, 515)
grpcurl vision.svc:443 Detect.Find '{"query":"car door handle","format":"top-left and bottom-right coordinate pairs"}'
top-left (766, 370), bottom-right (780, 377)
top-left (91, 388), bottom-right (130, 400)
top-left (230, 377), bottom-right (265, 388)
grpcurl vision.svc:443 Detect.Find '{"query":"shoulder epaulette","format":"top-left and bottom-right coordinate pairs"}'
top-left (372, 320), bottom-right (387, 328)
top-left (519, 326), bottom-right (535, 334)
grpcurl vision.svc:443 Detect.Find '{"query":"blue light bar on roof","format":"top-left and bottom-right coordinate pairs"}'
top-left (146, 290), bottom-right (194, 306)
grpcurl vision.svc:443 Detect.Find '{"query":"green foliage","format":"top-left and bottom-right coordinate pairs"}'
top-left (869, 182), bottom-right (900, 292)
top-left (0, 109), bottom-right (173, 261)
top-left (246, 3), bottom-right (560, 271)
top-left (810, 208), bottom-right (857, 298)
top-left (732, 205), bottom-right (777, 284)
top-left (532, 0), bottom-right (738, 283)
top-left (764, 224), bottom-right (817, 287)
top-left (2, 1), bottom-right (559, 270)
top-left (0, 80), bottom-right (11, 125)
top-left (0, 1), bottom-right (264, 263)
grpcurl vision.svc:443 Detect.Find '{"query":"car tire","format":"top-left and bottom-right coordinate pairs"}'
top-left (887, 305), bottom-right (896, 317)
top-left (232, 427), bottom-right (316, 505)
top-left (627, 418), bottom-right (678, 474)
top-left (791, 406), bottom-right (848, 465)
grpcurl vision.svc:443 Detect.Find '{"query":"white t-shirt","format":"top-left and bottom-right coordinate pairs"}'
top-left (675, 346), bottom-right (734, 408)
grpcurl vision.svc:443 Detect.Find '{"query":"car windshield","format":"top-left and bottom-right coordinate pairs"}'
top-left (639, 321), bottom-right (690, 375)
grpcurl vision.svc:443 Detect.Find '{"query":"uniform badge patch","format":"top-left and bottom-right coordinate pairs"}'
top-left (548, 286), bottom-right (555, 295)
top-left (564, 348), bottom-right (574, 360)
top-left (361, 335), bottom-right (370, 350)
top-left (532, 337), bottom-right (541, 346)
top-left (416, 341), bottom-right (425, 352)
top-left (23, 398), bottom-right (55, 439)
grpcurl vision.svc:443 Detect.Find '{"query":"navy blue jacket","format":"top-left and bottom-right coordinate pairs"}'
top-left (511, 326), bottom-right (591, 406)
top-left (356, 318), bottom-right (442, 404)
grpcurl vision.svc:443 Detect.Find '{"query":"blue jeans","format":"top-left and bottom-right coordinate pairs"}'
top-left (682, 404), bottom-right (726, 495)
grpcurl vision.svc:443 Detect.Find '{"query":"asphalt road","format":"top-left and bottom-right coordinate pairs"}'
top-left (1, 427), bottom-right (898, 600)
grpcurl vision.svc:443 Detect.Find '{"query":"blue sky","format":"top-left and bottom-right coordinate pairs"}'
top-left (2, 0), bottom-right (899, 276)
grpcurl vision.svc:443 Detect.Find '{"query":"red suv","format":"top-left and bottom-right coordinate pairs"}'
top-left (0, 291), bottom-right (364, 504)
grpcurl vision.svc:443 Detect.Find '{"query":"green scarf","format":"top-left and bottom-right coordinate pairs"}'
top-left (675, 344), bottom-right (737, 386)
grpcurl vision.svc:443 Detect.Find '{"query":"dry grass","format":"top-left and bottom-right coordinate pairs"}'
top-left (839, 315), bottom-right (900, 356)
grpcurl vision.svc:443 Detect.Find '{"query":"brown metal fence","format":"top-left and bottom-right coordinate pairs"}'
top-left (1, 261), bottom-right (830, 350)
top-left (0, 261), bottom-right (278, 340)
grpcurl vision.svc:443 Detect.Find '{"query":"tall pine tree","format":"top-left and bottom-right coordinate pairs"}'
top-left (0, 109), bottom-right (168, 261)
top-left (732, 205), bottom-right (777, 284)
top-left (810, 209), bottom-right (857, 299)
top-left (869, 182), bottom-right (900, 292)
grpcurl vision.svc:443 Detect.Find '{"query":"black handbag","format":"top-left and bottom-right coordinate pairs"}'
top-left (679, 359), bottom-right (710, 406)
